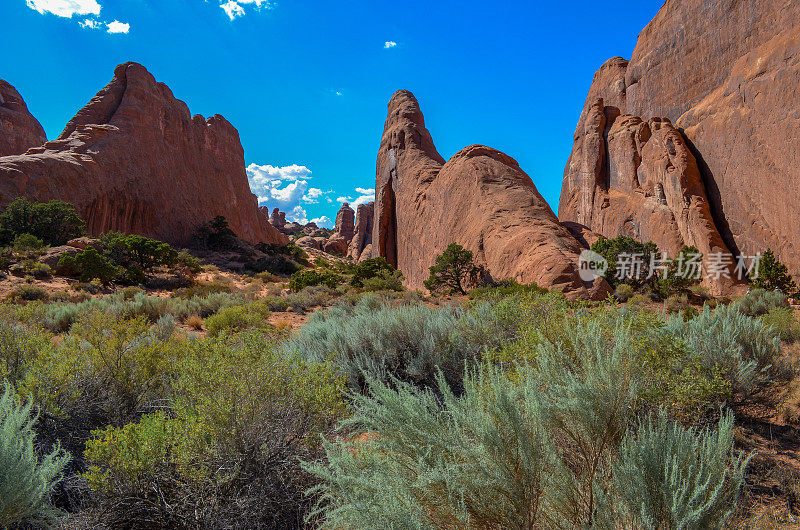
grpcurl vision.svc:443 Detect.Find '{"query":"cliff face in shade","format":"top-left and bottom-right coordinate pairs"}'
top-left (560, 0), bottom-right (800, 281)
top-left (373, 90), bottom-right (610, 299)
top-left (0, 79), bottom-right (47, 156)
top-left (0, 62), bottom-right (287, 247)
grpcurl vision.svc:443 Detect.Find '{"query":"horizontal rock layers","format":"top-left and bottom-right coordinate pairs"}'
top-left (0, 62), bottom-right (286, 247)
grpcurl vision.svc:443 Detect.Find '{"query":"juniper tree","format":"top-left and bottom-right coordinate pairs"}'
top-left (424, 243), bottom-right (480, 295)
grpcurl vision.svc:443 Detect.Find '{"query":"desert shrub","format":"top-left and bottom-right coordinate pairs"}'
top-left (664, 304), bottom-right (780, 397)
top-left (196, 215), bottom-right (238, 251)
top-left (610, 409), bottom-right (749, 529)
top-left (761, 307), bottom-right (800, 342)
top-left (284, 299), bottom-right (478, 391)
top-left (204, 300), bottom-right (271, 337)
top-left (467, 279), bottom-right (546, 302)
top-left (628, 293), bottom-right (650, 306)
top-left (7, 285), bottom-right (49, 302)
top-left (664, 293), bottom-right (690, 313)
top-left (0, 197), bottom-right (85, 246)
top-left (0, 322), bottom-right (52, 384)
top-left (172, 279), bottom-right (234, 299)
top-left (11, 233), bottom-right (45, 258)
top-left (653, 245), bottom-right (703, 298)
top-left (17, 260), bottom-right (52, 279)
top-left (614, 283), bottom-right (635, 302)
top-left (360, 268), bottom-right (404, 292)
top-left (690, 284), bottom-right (713, 301)
top-left (283, 285), bottom-right (339, 312)
top-left (306, 364), bottom-right (554, 529)
top-left (424, 242), bottom-right (480, 295)
top-left (737, 288), bottom-right (788, 317)
top-left (591, 235), bottom-right (660, 289)
top-left (100, 232), bottom-right (178, 271)
top-left (751, 249), bottom-right (797, 294)
top-left (174, 250), bottom-right (202, 274)
top-left (289, 269), bottom-right (345, 292)
top-left (0, 382), bottom-right (70, 528)
top-left (349, 257), bottom-right (394, 287)
top-left (58, 246), bottom-right (120, 284)
top-left (249, 254), bottom-right (303, 275)
top-left (186, 314), bottom-right (203, 330)
top-left (84, 333), bottom-right (346, 528)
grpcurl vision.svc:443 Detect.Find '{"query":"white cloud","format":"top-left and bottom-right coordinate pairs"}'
top-left (338, 187), bottom-right (375, 208)
top-left (302, 188), bottom-right (324, 204)
top-left (384, 41), bottom-right (398, 49)
top-left (335, 91), bottom-right (343, 96)
top-left (26, 0), bottom-right (101, 18)
top-left (248, 163), bottom-right (311, 181)
top-left (355, 187), bottom-right (374, 195)
top-left (310, 216), bottom-right (333, 228)
top-left (219, 0), bottom-right (274, 20)
top-left (79, 18), bottom-right (100, 28)
top-left (106, 20), bottom-right (129, 33)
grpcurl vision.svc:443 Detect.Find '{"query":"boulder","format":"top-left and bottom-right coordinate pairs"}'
top-left (296, 236), bottom-right (322, 250)
top-left (41, 245), bottom-right (80, 269)
top-left (560, 0), bottom-right (800, 282)
top-left (67, 237), bottom-right (102, 251)
top-left (0, 79), bottom-right (47, 156)
top-left (0, 62), bottom-right (287, 248)
top-left (372, 90), bottom-right (608, 298)
top-left (323, 236), bottom-right (349, 256)
top-left (348, 202), bottom-right (373, 260)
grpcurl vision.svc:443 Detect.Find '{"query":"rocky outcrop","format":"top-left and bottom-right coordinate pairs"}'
top-left (0, 80), bottom-right (47, 156)
top-left (560, 0), bottom-right (800, 281)
top-left (0, 62), bottom-right (287, 248)
top-left (323, 237), bottom-right (349, 256)
top-left (373, 90), bottom-right (609, 298)
top-left (333, 202), bottom-right (355, 241)
top-left (348, 202), bottom-right (373, 261)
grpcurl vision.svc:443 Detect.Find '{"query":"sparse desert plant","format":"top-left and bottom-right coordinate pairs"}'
top-left (360, 268), bottom-right (404, 292)
top-left (628, 293), bottom-right (650, 307)
top-left (349, 257), bottom-right (395, 287)
top-left (7, 285), bottom-right (49, 302)
top-left (273, 318), bottom-right (292, 332)
top-left (614, 283), bottom-right (635, 302)
top-left (664, 293), bottom-right (690, 313)
top-left (424, 242), bottom-right (480, 295)
top-left (203, 300), bottom-right (271, 337)
top-left (761, 307), bottom-right (800, 342)
top-left (186, 314), bottom-right (204, 330)
top-left (737, 288), bottom-right (788, 317)
top-left (610, 409), bottom-right (749, 529)
top-left (467, 279), bottom-right (547, 302)
top-left (0, 382), bottom-right (70, 528)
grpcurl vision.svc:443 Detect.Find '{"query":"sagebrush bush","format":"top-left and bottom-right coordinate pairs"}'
top-left (614, 283), bottom-right (635, 302)
top-left (737, 288), bottom-right (788, 317)
top-left (761, 307), bottom-right (800, 342)
top-left (664, 304), bottom-right (780, 396)
top-left (610, 409), bottom-right (749, 529)
top-left (284, 298), bottom-right (474, 391)
top-left (0, 382), bottom-right (70, 528)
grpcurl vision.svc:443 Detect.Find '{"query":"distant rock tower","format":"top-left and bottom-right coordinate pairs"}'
top-left (333, 202), bottom-right (355, 241)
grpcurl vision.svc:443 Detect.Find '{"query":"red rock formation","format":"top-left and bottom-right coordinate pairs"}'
top-left (0, 79), bottom-right (47, 156)
top-left (333, 202), bottom-right (355, 241)
top-left (348, 202), bottom-right (373, 261)
top-left (0, 62), bottom-right (286, 247)
top-left (561, 0), bottom-right (800, 281)
top-left (373, 90), bottom-right (609, 298)
top-left (267, 208), bottom-right (286, 228)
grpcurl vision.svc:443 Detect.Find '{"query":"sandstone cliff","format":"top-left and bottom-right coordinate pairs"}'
top-left (560, 0), bottom-right (800, 281)
top-left (0, 79), bottom-right (47, 156)
top-left (373, 90), bottom-right (609, 298)
top-left (0, 63), bottom-right (287, 247)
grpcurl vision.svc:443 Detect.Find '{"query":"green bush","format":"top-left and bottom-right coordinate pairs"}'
top-left (611, 409), bottom-right (749, 529)
top-left (11, 233), bottom-right (45, 257)
top-left (360, 268), bottom-right (404, 292)
top-left (614, 283), bottom-right (635, 302)
top-left (761, 307), bottom-right (800, 343)
top-left (0, 197), bottom-right (86, 246)
top-left (58, 246), bottom-right (120, 284)
top-left (100, 232), bottom-right (178, 271)
top-left (654, 245), bottom-right (703, 298)
top-left (591, 235), bottom-right (659, 289)
top-left (204, 300), bottom-right (271, 337)
top-left (289, 269), bottom-right (345, 292)
top-left (467, 279), bottom-right (546, 302)
top-left (7, 285), bottom-right (49, 302)
top-left (350, 257), bottom-right (395, 287)
top-left (737, 288), bottom-right (788, 317)
top-left (664, 293), bottom-right (690, 313)
top-left (0, 382), bottom-right (70, 528)
top-left (751, 249), bottom-right (797, 294)
top-left (424, 242), bottom-right (480, 295)
top-left (84, 333), bottom-right (346, 528)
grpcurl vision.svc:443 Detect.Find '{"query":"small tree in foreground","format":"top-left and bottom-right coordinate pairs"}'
top-left (752, 249), bottom-right (797, 295)
top-left (0, 382), bottom-right (70, 528)
top-left (424, 243), bottom-right (479, 295)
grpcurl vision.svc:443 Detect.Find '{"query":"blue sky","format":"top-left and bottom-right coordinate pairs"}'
top-left (1, 0), bottom-right (662, 228)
